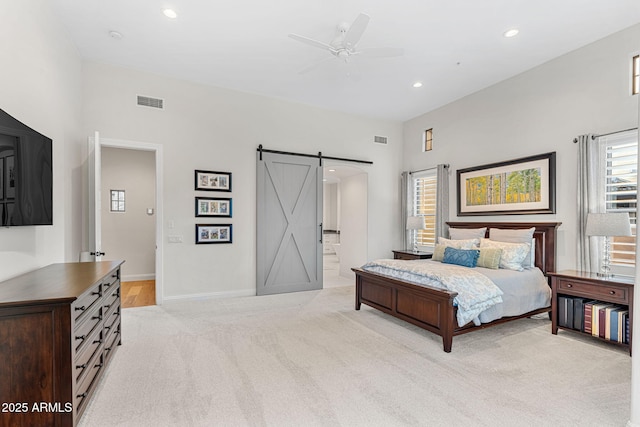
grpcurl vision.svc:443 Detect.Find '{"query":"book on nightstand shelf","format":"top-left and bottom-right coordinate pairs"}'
top-left (584, 301), bottom-right (595, 335)
top-left (573, 298), bottom-right (589, 332)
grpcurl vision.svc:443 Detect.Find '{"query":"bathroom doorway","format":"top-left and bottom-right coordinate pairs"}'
top-left (322, 163), bottom-right (368, 288)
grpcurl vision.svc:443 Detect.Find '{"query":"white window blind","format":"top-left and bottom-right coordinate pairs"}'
top-left (412, 170), bottom-right (437, 248)
top-left (602, 132), bottom-right (637, 271)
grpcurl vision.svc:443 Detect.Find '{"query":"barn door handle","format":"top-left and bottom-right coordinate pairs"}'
top-left (319, 223), bottom-right (323, 243)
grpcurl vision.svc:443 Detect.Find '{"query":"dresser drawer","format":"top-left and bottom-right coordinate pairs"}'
top-left (73, 283), bottom-right (102, 323)
top-left (74, 328), bottom-right (102, 384)
top-left (558, 279), bottom-right (629, 304)
top-left (103, 281), bottom-right (120, 313)
top-left (74, 350), bottom-right (103, 414)
top-left (73, 303), bottom-right (103, 354)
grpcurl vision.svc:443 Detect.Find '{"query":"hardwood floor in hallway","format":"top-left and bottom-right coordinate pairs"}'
top-left (121, 280), bottom-right (155, 308)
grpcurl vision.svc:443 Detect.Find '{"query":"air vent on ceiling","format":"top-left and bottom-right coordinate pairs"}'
top-left (373, 135), bottom-right (388, 144)
top-left (137, 95), bottom-right (164, 109)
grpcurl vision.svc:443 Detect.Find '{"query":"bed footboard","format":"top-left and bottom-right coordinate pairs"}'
top-left (353, 268), bottom-right (458, 352)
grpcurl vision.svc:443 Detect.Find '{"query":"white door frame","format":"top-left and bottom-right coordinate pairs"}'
top-left (99, 137), bottom-right (164, 305)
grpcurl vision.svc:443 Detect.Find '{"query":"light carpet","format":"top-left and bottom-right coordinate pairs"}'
top-left (79, 285), bottom-right (631, 427)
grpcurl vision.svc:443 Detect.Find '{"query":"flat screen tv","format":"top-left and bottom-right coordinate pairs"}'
top-left (0, 108), bottom-right (52, 226)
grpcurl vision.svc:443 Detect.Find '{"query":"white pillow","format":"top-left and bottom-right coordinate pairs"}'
top-left (449, 227), bottom-right (487, 241)
top-left (438, 237), bottom-right (479, 249)
top-left (489, 227), bottom-right (535, 268)
top-left (480, 238), bottom-right (529, 271)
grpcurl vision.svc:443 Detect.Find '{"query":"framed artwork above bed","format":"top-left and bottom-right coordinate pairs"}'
top-left (456, 152), bottom-right (556, 216)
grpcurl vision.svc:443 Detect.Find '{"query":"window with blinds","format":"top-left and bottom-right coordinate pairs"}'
top-left (412, 171), bottom-right (437, 248)
top-left (602, 133), bottom-right (637, 271)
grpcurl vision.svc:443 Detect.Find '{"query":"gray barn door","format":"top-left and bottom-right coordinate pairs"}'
top-left (257, 152), bottom-right (323, 295)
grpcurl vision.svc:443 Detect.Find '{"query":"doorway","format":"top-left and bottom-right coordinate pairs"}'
top-left (90, 136), bottom-right (164, 305)
top-left (322, 163), bottom-right (368, 288)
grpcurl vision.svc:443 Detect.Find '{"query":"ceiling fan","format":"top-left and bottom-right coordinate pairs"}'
top-left (288, 13), bottom-right (404, 74)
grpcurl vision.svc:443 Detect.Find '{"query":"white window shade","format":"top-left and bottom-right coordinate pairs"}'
top-left (600, 131), bottom-right (637, 273)
top-left (412, 170), bottom-right (437, 248)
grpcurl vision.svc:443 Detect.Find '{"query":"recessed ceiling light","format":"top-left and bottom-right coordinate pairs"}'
top-left (163, 8), bottom-right (177, 19)
top-left (412, 82), bottom-right (423, 88)
top-left (504, 28), bottom-right (519, 38)
top-left (108, 30), bottom-right (123, 40)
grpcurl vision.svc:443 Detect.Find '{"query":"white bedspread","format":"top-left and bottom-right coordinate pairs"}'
top-left (361, 259), bottom-right (503, 327)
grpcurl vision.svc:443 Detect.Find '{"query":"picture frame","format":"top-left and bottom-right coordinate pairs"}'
top-left (195, 224), bottom-right (233, 244)
top-left (195, 197), bottom-right (232, 218)
top-left (194, 170), bottom-right (232, 192)
top-left (456, 152), bottom-right (556, 216)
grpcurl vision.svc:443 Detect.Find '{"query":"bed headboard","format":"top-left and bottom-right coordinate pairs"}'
top-left (445, 221), bottom-right (562, 276)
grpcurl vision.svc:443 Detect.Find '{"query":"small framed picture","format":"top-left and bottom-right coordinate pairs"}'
top-left (195, 224), bottom-right (233, 244)
top-left (195, 197), bottom-right (232, 218)
top-left (195, 170), bottom-right (232, 192)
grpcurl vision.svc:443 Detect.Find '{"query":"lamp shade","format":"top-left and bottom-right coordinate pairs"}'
top-left (585, 212), bottom-right (632, 237)
top-left (406, 216), bottom-right (426, 230)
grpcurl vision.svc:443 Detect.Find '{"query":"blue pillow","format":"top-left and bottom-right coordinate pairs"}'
top-left (442, 247), bottom-right (480, 268)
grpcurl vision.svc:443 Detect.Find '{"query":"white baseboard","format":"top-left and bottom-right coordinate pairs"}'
top-left (121, 273), bottom-right (156, 282)
top-left (163, 288), bottom-right (256, 302)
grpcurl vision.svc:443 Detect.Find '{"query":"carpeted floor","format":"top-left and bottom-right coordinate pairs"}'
top-left (79, 284), bottom-right (631, 427)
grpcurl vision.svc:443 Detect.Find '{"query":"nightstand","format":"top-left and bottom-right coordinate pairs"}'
top-left (548, 270), bottom-right (633, 355)
top-left (392, 250), bottom-right (433, 260)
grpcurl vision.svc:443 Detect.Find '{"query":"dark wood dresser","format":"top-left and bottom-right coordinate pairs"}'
top-left (0, 261), bottom-right (124, 427)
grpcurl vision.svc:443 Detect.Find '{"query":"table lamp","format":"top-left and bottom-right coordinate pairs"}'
top-left (406, 216), bottom-right (426, 252)
top-left (585, 212), bottom-right (632, 278)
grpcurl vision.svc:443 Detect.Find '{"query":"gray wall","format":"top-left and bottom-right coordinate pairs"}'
top-left (101, 147), bottom-right (156, 280)
top-left (403, 24), bottom-right (640, 272)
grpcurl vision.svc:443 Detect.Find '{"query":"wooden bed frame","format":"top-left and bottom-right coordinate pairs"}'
top-left (353, 221), bottom-right (562, 352)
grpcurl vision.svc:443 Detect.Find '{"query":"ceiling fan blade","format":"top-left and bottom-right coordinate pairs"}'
top-left (298, 56), bottom-right (335, 75)
top-left (342, 13), bottom-right (370, 49)
top-left (356, 47), bottom-right (404, 58)
top-left (288, 33), bottom-right (334, 52)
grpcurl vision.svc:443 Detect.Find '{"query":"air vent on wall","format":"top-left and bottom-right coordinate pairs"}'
top-left (373, 135), bottom-right (388, 144)
top-left (137, 95), bottom-right (164, 109)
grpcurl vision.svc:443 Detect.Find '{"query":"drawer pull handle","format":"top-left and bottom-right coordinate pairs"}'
top-left (77, 392), bottom-right (88, 399)
top-left (91, 291), bottom-right (101, 296)
top-left (105, 347), bottom-right (111, 352)
top-left (75, 305), bottom-right (86, 311)
top-left (92, 315), bottom-right (102, 321)
top-left (76, 363), bottom-right (88, 369)
top-left (610, 291), bottom-right (616, 295)
top-left (566, 284), bottom-right (572, 288)
top-left (75, 335), bottom-right (86, 341)
top-left (95, 363), bottom-right (103, 368)
top-left (93, 339), bottom-right (103, 344)
top-left (105, 325), bottom-right (111, 330)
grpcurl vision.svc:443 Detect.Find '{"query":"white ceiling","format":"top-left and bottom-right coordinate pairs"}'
top-left (52, 0), bottom-right (640, 121)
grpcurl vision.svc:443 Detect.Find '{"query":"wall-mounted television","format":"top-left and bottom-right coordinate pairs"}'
top-left (0, 108), bottom-right (52, 226)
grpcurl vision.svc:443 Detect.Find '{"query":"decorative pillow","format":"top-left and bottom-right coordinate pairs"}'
top-left (432, 244), bottom-right (447, 262)
top-left (449, 227), bottom-right (487, 241)
top-left (438, 237), bottom-right (480, 249)
top-left (442, 247), bottom-right (479, 268)
top-left (476, 247), bottom-right (503, 269)
top-left (480, 239), bottom-right (529, 271)
top-left (489, 227), bottom-right (535, 268)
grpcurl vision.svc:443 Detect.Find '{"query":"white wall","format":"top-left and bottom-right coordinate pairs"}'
top-left (339, 172), bottom-right (369, 278)
top-left (82, 62), bottom-right (403, 298)
top-left (403, 24), bottom-right (640, 271)
top-left (101, 147), bottom-right (156, 280)
top-left (0, 1), bottom-right (83, 281)
top-left (323, 183), bottom-right (339, 231)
